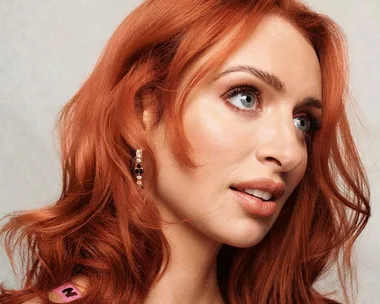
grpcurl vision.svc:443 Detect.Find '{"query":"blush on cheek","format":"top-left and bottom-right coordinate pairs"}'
top-left (185, 112), bottom-right (240, 162)
top-left (184, 96), bottom-right (246, 163)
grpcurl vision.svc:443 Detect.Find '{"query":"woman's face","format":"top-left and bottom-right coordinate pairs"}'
top-left (145, 14), bottom-right (322, 248)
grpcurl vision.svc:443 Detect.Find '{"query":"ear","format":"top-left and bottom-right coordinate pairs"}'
top-left (138, 91), bottom-right (158, 132)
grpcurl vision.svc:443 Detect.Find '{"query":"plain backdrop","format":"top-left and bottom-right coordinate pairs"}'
top-left (0, 1), bottom-right (379, 303)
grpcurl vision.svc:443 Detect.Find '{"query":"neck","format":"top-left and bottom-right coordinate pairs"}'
top-left (144, 203), bottom-right (225, 303)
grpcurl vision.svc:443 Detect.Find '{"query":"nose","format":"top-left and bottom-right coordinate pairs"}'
top-left (254, 111), bottom-right (305, 173)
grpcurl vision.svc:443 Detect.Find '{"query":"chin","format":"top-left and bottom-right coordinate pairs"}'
top-left (222, 235), bottom-right (266, 248)
top-left (209, 218), bottom-right (273, 249)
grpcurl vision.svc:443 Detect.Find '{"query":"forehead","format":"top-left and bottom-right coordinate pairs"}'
top-left (218, 14), bottom-right (322, 100)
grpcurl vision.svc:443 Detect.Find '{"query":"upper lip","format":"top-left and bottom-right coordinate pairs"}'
top-left (230, 178), bottom-right (286, 201)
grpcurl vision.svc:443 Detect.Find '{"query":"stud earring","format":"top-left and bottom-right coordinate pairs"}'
top-left (133, 149), bottom-right (144, 188)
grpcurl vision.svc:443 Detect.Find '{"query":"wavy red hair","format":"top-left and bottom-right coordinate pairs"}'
top-left (0, 0), bottom-right (371, 303)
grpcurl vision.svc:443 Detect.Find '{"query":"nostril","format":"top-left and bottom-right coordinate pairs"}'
top-left (266, 156), bottom-right (281, 167)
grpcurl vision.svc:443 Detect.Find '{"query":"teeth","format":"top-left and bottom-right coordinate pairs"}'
top-left (243, 189), bottom-right (272, 201)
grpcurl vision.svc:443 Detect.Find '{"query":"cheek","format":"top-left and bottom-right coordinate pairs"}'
top-left (277, 155), bottom-right (308, 211)
top-left (183, 95), bottom-right (244, 165)
top-left (294, 156), bottom-right (308, 189)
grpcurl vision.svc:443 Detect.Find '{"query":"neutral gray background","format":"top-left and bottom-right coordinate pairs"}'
top-left (0, 1), bottom-right (379, 303)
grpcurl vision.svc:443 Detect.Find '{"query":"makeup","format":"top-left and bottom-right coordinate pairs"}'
top-left (231, 188), bottom-right (277, 217)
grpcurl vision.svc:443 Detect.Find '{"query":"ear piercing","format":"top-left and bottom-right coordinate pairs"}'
top-left (133, 149), bottom-right (144, 188)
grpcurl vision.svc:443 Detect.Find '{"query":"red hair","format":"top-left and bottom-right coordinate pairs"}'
top-left (0, 0), bottom-right (371, 303)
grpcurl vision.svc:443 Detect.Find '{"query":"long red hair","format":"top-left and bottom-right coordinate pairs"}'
top-left (0, 0), bottom-right (371, 303)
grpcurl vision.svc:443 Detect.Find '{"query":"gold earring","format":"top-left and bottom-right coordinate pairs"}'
top-left (133, 149), bottom-right (144, 188)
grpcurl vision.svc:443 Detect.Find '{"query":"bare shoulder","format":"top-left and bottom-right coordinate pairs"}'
top-left (21, 274), bottom-right (90, 304)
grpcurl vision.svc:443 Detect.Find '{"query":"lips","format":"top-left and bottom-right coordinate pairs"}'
top-left (230, 187), bottom-right (277, 217)
top-left (229, 178), bottom-right (286, 217)
top-left (230, 178), bottom-right (286, 201)
top-left (230, 187), bottom-right (267, 202)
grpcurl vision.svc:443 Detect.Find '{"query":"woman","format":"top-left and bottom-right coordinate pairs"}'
top-left (0, 0), bottom-right (371, 303)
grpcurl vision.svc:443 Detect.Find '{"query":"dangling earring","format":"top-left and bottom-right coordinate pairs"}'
top-left (133, 149), bottom-right (144, 189)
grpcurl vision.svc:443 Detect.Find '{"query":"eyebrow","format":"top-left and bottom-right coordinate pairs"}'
top-left (213, 65), bottom-right (323, 111)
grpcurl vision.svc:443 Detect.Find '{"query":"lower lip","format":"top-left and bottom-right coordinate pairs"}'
top-left (231, 188), bottom-right (277, 217)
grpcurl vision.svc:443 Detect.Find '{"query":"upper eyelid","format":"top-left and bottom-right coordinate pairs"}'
top-left (222, 81), bottom-right (322, 117)
top-left (222, 83), bottom-right (322, 123)
top-left (213, 66), bottom-right (287, 94)
top-left (221, 84), bottom-right (322, 138)
top-left (222, 83), bottom-right (263, 102)
top-left (217, 75), bottom-right (270, 95)
top-left (217, 75), bottom-right (322, 114)
top-left (221, 84), bottom-right (263, 115)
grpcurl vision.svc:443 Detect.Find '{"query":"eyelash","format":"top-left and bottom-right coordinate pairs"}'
top-left (221, 83), bottom-right (322, 144)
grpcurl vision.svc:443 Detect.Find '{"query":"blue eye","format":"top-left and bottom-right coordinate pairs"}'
top-left (294, 116), bottom-right (310, 132)
top-left (229, 91), bottom-right (258, 109)
top-left (222, 84), bottom-right (262, 113)
top-left (294, 115), bottom-right (322, 144)
top-left (221, 83), bottom-right (322, 144)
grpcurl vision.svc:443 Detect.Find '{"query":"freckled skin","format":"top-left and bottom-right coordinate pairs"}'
top-left (146, 15), bottom-right (322, 248)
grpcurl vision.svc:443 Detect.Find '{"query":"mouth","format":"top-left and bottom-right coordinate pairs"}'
top-left (229, 178), bottom-right (286, 202)
top-left (229, 187), bottom-right (277, 217)
top-left (229, 187), bottom-right (271, 202)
